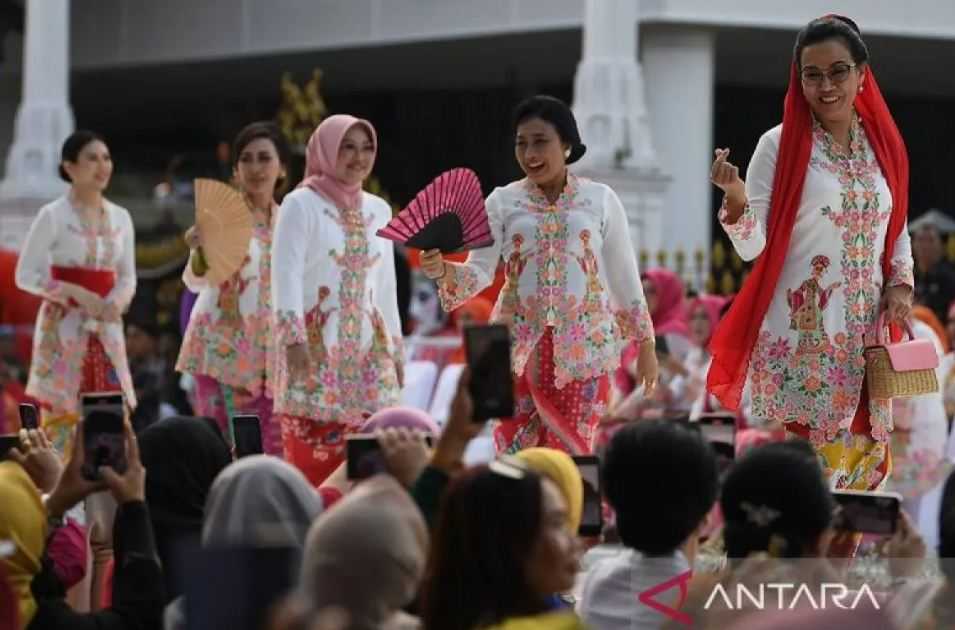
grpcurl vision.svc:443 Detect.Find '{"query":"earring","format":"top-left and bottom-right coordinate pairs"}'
top-left (564, 148), bottom-right (571, 159)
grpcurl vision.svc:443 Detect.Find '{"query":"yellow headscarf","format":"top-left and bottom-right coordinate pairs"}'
top-left (485, 611), bottom-right (589, 630)
top-left (0, 461), bottom-right (47, 628)
top-left (515, 448), bottom-right (583, 533)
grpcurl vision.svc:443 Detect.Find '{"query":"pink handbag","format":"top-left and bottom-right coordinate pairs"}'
top-left (864, 314), bottom-right (940, 399)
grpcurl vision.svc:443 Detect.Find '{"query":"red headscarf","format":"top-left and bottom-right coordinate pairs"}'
top-left (707, 21), bottom-right (909, 411)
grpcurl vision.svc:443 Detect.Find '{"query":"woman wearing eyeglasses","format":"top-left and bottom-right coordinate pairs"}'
top-left (707, 15), bottom-right (913, 493)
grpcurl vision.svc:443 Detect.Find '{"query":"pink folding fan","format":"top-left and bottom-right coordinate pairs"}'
top-left (376, 168), bottom-right (493, 253)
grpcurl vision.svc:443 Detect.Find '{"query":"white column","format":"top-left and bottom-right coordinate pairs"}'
top-left (642, 26), bottom-right (715, 271)
top-left (571, 0), bottom-right (670, 269)
top-left (0, 0), bottom-right (73, 201)
top-left (572, 0), bottom-right (656, 171)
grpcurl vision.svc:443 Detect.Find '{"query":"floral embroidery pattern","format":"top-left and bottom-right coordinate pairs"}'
top-left (273, 208), bottom-right (399, 423)
top-left (177, 206), bottom-right (278, 398)
top-left (25, 202), bottom-right (137, 415)
top-left (275, 310), bottom-right (307, 346)
top-left (889, 255), bottom-right (915, 288)
top-left (439, 174), bottom-right (653, 389)
top-left (437, 263), bottom-right (481, 312)
top-left (750, 115), bottom-right (894, 445)
top-left (720, 202), bottom-right (757, 242)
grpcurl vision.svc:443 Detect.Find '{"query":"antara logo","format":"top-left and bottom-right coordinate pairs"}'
top-left (637, 570), bottom-right (694, 626)
top-left (703, 582), bottom-right (881, 611)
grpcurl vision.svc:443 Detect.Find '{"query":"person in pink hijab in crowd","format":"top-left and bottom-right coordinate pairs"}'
top-left (610, 268), bottom-right (691, 418)
top-left (272, 114), bottom-right (405, 486)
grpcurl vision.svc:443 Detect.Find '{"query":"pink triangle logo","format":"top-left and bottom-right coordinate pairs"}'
top-left (637, 570), bottom-right (694, 626)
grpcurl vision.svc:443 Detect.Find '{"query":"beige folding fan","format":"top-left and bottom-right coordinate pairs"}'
top-left (193, 178), bottom-right (253, 285)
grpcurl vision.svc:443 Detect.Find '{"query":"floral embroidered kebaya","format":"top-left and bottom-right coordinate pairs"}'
top-left (437, 174), bottom-right (653, 388)
top-left (16, 196), bottom-right (136, 415)
top-left (723, 115), bottom-right (913, 449)
top-left (177, 205), bottom-right (278, 397)
top-left (16, 196), bottom-right (137, 415)
top-left (271, 188), bottom-right (403, 423)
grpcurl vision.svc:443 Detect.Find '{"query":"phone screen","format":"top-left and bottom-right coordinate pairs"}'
top-left (82, 392), bottom-right (124, 418)
top-left (346, 433), bottom-right (434, 480)
top-left (464, 324), bottom-right (515, 421)
top-left (232, 415), bottom-right (264, 458)
top-left (695, 414), bottom-right (736, 467)
top-left (18, 404), bottom-right (39, 430)
top-left (81, 408), bottom-right (126, 481)
top-left (572, 455), bottom-right (603, 537)
top-left (832, 491), bottom-right (900, 535)
top-left (0, 434), bottom-right (20, 460)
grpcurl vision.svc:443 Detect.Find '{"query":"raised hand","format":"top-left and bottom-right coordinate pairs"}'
top-left (709, 148), bottom-right (746, 203)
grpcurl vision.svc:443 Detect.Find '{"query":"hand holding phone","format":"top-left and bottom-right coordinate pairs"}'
top-left (832, 490), bottom-right (901, 535)
top-left (346, 433), bottom-right (434, 481)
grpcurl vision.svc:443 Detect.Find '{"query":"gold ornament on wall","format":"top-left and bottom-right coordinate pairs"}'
top-left (277, 69), bottom-right (328, 150)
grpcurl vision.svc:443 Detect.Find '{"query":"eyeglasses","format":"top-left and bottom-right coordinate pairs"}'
top-left (800, 62), bottom-right (856, 86)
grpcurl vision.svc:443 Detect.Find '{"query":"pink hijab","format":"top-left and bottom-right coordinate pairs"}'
top-left (642, 268), bottom-right (689, 337)
top-left (298, 114), bottom-right (378, 211)
top-left (688, 294), bottom-right (729, 345)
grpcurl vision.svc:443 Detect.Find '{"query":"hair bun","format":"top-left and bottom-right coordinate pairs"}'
top-left (826, 13), bottom-right (862, 35)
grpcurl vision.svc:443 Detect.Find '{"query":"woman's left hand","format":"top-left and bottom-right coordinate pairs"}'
top-left (881, 285), bottom-right (913, 324)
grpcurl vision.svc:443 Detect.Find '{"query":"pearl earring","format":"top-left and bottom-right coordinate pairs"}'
top-left (564, 148), bottom-right (571, 159)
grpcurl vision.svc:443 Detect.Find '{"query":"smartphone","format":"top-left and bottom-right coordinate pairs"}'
top-left (18, 403), bottom-right (39, 430)
top-left (231, 415), bottom-right (264, 459)
top-left (345, 433), bottom-right (435, 481)
top-left (572, 455), bottom-right (603, 537)
top-left (0, 434), bottom-right (20, 460)
top-left (694, 413), bottom-right (735, 461)
top-left (81, 392), bottom-right (124, 419)
top-left (81, 408), bottom-right (127, 481)
top-left (832, 490), bottom-right (901, 535)
top-left (464, 324), bottom-right (515, 421)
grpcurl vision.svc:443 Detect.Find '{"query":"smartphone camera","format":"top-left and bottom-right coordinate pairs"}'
top-left (18, 404), bottom-right (39, 431)
top-left (572, 455), bottom-right (603, 538)
top-left (464, 324), bottom-right (515, 421)
top-left (232, 415), bottom-right (264, 459)
top-left (80, 392), bottom-right (126, 482)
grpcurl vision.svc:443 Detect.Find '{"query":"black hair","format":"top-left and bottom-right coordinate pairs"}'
top-left (512, 95), bottom-right (586, 164)
top-left (721, 441), bottom-right (834, 559)
top-left (794, 15), bottom-right (870, 69)
top-left (232, 121), bottom-right (292, 196)
top-left (59, 130), bottom-right (107, 182)
top-left (421, 464), bottom-right (549, 630)
top-left (603, 420), bottom-right (719, 555)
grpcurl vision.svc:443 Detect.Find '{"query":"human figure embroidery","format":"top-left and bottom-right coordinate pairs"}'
top-left (305, 286), bottom-right (334, 363)
top-left (787, 255), bottom-right (841, 354)
top-left (498, 234), bottom-right (530, 322)
top-left (216, 260), bottom-right (252, 326)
